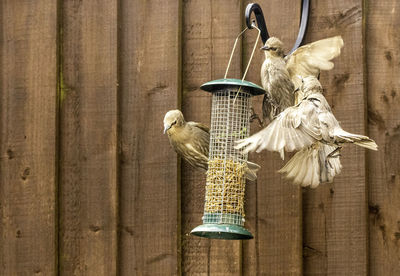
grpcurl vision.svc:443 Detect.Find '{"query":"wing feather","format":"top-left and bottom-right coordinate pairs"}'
top-left (187, 121), bottom-right (210, 133)
top-left (234, 100), bottom-right (323, 158)
top-left (285, 36), bottom-right (344, 91)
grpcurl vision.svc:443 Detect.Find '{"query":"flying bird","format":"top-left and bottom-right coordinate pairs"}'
top-left (250, 35), bottom-right (344, 187)
top-left (259, 36), bottom-right (344, 122)
top-left (164, 109), bottom-right (260, 181)
top-left (235, 76), bottom-right (377, 187)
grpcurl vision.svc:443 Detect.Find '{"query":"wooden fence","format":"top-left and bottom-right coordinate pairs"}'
top-left (1, 0), bottom-right (399, 275)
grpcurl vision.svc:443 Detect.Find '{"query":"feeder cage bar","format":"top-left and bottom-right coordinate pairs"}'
top-left (205, 89), bottom-right (250, 225)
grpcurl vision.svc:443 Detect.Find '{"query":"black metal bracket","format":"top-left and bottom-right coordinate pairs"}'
top-left (245, 1), bottom-right (310, 55)
top-left (245, 3), bottom-right (269, 44)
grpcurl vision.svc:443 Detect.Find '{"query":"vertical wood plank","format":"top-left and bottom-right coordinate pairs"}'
top-left (59, 0), bottom-right (118, 275)
top-left (242, 1), bottom-right (303, 275)
top-left (302, 1), bottom-right (368, 275)
top-left (181, 0), bottom-right (243, 274)
top-left (367, 1), bottom-right (400, 275)
top-left (118, 0), bottom-right (181, 274)
top-left (0, 1), bottom-right (58, 275)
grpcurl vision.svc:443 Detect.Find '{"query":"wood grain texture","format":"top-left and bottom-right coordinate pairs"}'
top-left (0, 1), bottom-right (58, 274)
top-left (302, 1), bottom-right (368, 275)
top-left (181, 0), bottom-right (242, 274)
top-left (242, 1), bottom-right (303, 275)
top-left (2, 1), bottom-right (400, 274)
top-left (118, 0), bottom-right (181, 274)
top-left (58, 1), bottom-right (118, 275)
top-left (366, 1), bottom-right (400, 275)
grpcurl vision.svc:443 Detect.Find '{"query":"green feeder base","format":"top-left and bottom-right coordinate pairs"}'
top-left (191, 224), bottom-right (253, 240)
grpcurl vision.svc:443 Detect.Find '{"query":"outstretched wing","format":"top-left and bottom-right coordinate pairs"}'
top-left (278, 143), bottom-right (342, 188)
top-left (285, 36), bottom-right (344, 92)
top-left (234, 96), bottom-right (323, 159)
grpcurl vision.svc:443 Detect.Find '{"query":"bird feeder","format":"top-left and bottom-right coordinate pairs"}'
top-left (191, 17), bottom-right (265, 240)
top-left (190, 79), bottom-right (264, 240)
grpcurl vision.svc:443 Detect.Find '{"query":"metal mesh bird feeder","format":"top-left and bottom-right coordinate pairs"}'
top-left (191, 21), bottom-right (265, 240)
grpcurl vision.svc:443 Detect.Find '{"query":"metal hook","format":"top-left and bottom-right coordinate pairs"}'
top-left (289, 0), bottom-right (310, 55)
top-left (245, 3), bottom-right (269, 44)
top-left (245, 0), bottom-right (310, 55)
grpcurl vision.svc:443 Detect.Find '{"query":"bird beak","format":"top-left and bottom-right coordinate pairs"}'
top-left (261, 45), bottom-right (269, 51)
top-left (163, 124), bottom-right (171, 134)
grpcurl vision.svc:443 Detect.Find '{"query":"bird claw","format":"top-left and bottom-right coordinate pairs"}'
top-left (327, 146), bottom-right (342, 159)
top-left (249, 107), bottom-right (264, 128)
top-left (325, 146), bottom-right (342, 169)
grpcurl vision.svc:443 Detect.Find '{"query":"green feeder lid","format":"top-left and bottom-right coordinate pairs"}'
top-left (200, 78), bottom-right (265, 96)
top-left (191, 223), bottom-right (253, 240)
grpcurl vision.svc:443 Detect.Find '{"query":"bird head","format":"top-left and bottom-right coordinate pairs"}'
top-left (163, 109), bottom-right (185, 134)
top-left (261, 37), bottom-right (284, 57)
top-left (301, 76), bottom-right (323, 96)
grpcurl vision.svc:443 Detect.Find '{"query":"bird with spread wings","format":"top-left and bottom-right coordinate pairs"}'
top-left (236, 76), bottom-right (377, 188)
top-left (259, 35), bottom-right (344, 122)
top-left (236, 36), bottom-right (377, 188)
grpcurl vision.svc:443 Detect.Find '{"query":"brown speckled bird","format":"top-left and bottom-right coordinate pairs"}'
top-left (164, 109), bottom-right (210, 170)
top-left (260, 36), bottom-right (344, 122)
top-left (235, 76), bottom-right (377, 188)
top-left (164, 109), bottom-right (260, 180)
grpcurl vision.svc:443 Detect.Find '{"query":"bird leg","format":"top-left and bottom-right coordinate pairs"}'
top-left (325, 146), bottom-right (342, 169)
top-left (327, 146), bottom-right (342, 159)
top-left (249, 107), bottom-right (264, 128)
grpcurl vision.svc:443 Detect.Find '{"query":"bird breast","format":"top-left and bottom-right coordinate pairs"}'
top-left (261, 57), bottom-right (294, 108)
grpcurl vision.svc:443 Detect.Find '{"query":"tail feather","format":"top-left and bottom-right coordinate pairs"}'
top-left (335, 129), bottom-right (378, 151)
top-left (353, 140), bottom-right (378, 151)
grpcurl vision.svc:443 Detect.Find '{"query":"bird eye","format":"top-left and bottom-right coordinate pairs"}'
top-left (269, 47), bottom-right (277, 51)
top-left (171, 120), bottom-right (177, 126)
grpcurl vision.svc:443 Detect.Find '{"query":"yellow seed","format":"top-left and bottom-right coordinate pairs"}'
top-left (204, 158), bottom-right (246, 215)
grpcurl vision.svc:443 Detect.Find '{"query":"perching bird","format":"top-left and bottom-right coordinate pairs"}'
top-left (164, 109), bottom-right (260, 180)
top-left (164, 110), bottom-right (209, 170)
top-left (235, 76), bottom-right (377, 187)
top-left (259, 36), bottom-right (344, 122)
